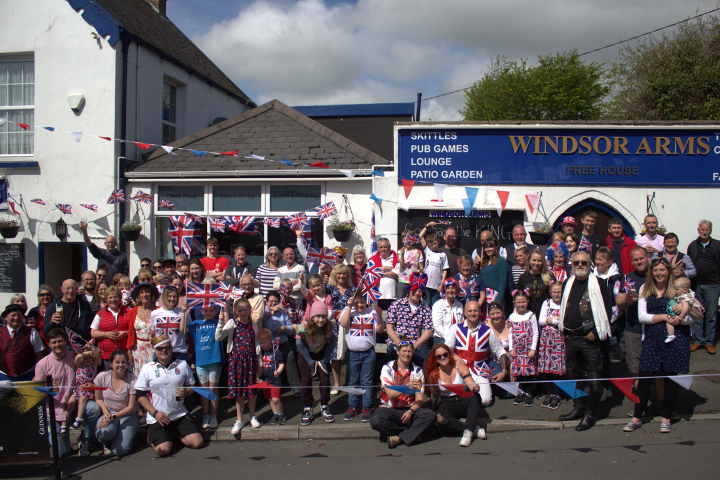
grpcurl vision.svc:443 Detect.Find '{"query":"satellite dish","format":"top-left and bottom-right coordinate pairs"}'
top-left (211, 117), bottom-right (227, 126)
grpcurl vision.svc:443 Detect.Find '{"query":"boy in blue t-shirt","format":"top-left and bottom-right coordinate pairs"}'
top-left (181, 303), bottom-right (224, 429)
top-left (258, 328), bottom-right (286, 425)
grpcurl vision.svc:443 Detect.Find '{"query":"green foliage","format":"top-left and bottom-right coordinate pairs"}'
top-left (121, 221), bottom-right (142, 231)
top-left (460, 50), bottom-right (609, 121)
top-left (606, 14), bottom-right (720, 120)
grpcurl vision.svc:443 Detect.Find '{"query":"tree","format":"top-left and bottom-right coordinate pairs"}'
top-left (606, 13), bottom-right (720, 120)
top-left (459, 51), bottom-right (609, 121)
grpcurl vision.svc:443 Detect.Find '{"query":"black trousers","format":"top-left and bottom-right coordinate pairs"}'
top-left (370, 407), bottom-right (435, 445)
top-left (634, 371), bottom-right (679, 419)
top-left (435, 394), bottom-right (484, 434)
top-left (543, 373), bottom-right (564, 397)
top-left (564, 333), bottom-right (603, 411)
top-left (298, 349), bottom-right (330, 408)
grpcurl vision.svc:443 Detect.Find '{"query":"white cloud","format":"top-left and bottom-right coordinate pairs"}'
top-left (193, 0), bottom-right (719, 120)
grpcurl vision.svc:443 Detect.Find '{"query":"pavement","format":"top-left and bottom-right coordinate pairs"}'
top-left (65, 346), bottom-right (720, 443)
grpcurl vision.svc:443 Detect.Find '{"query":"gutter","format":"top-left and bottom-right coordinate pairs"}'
top-left (118, 30), bottom-right (130, 253)
top-left (125, 169), bottom-right (378, 180)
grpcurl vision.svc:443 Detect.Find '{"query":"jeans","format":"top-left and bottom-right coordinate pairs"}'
top-left (432, 336), bottom-right (446, 347)
top-left (693, 284), bottom-right (720, 346)
top-left (425, 288), bottom-right (440, 307)
top-left (564, 334), bottom-right (603, 413)
top-left (49, 401), bottom-right (101, 456)
top-left (346, 348), bottom-right (375, 409)
top-left (95, 414), bottom-right (139, 457)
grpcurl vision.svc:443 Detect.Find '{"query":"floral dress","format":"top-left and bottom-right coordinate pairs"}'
top-left (537, 299), bottom-right (565, 375)
top-left (326, 284), bottom-right (356, 361)
top-left (73, 366), bottom-right (97, 399)
top-left (228, 320), bottom-right (258, 399)
top-left (133, 313), bottom-right (154, 374)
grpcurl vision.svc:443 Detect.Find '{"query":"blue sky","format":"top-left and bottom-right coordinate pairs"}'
top-left (167, 0), bottom-right (719, 120)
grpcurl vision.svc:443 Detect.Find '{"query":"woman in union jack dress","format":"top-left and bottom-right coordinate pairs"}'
top-left (508, 290), bottom-right (539, 407)
top-left (537, 283), bottom-right (566, 410)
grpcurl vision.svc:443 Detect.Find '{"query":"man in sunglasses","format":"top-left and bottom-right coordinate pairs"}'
top-left (557, 250), bottom-right (612, 431)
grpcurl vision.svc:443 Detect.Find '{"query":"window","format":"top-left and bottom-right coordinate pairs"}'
top-left (212, 185), bottom-right (262, 213)
top-left (269, 184), bottom-right (322, 213)
top-left (157, 185), bottom-right (204, 212)
top-left (162, 82), bottom-right (177, 144)
top-left (0, 59), bottom-right (34, 155)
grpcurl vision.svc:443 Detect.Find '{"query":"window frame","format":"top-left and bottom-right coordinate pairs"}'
top-left (161, 81), bottom-right (178, 144)
top-left (154, 183), bottom-right (207, 216)
top-left (266, 182), bottom-right (325, 216)
top-left (0, 55), bottom-right (34, 157)
top-left (209, 183), bottom-right (265, 215)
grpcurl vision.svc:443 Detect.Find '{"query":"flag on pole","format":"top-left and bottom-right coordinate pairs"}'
top-left (314, 202), bottom-right (337, 220)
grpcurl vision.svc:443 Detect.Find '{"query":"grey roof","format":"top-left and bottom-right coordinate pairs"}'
top-left (131, 100), bottom-right (388, 174)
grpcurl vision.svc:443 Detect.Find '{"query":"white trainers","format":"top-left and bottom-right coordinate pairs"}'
top-left (78, 441), bottom-right (89, 457)
top-left (475, 427), bottom-right (487, 440)
top-left (459, 430), bottom-right (474, 447)
top-left (250, 416), bottom-right (261, 428)
top-left (208, 414), bottom-right (218, 429)
top-left (665, 335), bottom-right (676, 344)
top-left (102, 444), bottom-right (112, 455)
top-left (202, 414), bottom-right (210, 429)
top-left (231, 420), bottom-right (244, 434)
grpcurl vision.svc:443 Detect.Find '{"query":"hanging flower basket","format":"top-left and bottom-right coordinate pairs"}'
top-left (332, 229), bottom-right (352, 242)
top-left (0, 224), bottom-right (19, 239)
top-left (121, 221), bottom-right (142, 242)
top-left (529, 231), bottom-right (550, 246)
top-left (329, 197), bottom-right (356, 243)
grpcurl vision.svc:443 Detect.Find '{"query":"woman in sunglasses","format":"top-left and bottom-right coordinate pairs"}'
top-left (425, 343), bottom-right (486, 447)
top-left (27, 284), bottom-right (55, 348)
top-left (624, 257), bottom-right (703, 434)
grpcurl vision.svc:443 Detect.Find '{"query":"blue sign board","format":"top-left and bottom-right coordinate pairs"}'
top-left (397, 126), bottom-right (720, 186)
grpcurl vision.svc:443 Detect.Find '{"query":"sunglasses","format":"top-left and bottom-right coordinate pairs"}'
top-left (435, 352), bottom-right (450, 360)
top-left (141, 264), bottom-right (151, 268)
top-left (155, 345), bottom-right (172, 352)
top-left (38, 293), bottom-right (53, 297)
top-left (398, 341), bottom-right (413, 347)
top-left (572, 261), bottom-right (589, 266)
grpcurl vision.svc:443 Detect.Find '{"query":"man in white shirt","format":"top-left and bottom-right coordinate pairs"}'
top-left (273, 248), bottom-right (306, 301)
top-left (369, 238), bottom-right (401, 310)
top-left (635, 214), bottom-right (664, 260)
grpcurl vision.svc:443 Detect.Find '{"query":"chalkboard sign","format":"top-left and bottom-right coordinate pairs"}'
top-left (397, 209), bottom-right (525, 254)
top-left (0, 243), bottom-right (25, 293)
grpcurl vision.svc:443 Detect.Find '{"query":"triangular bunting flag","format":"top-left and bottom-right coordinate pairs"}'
top-left (0, 117), bottom-right (6, 126)
top-left (669, 375), bottom-right (695, 390)
top-left (496, 190), bottom-right (510, 213)
top-left (371, 170), bottom-right (385, 177)
top-left (495, 382), bottom-right (520, 396)
top-left (465, 187), bottom-right (479, 208)
top-left (220, 150), bottom-right (239, 156)
top-left (33, 387), bottom-right (58, 397)
top-left (398, 202), bottom-right (410, 212)
top-left (71, 131), bottom-right (83, 142)
top-left (402, 179), bottom-right (415, 200)
top-left (384, 385), bottom-right (419, 395)
top-left (434, 183), bottom-right (448, 202)
top-left (554, 380), bottom-right (588, 399)
top-left (525, 193), bottom-right (540, 214)
top-left (99, 136), bottom-right (112, 141)
top-left (437, 383), bottom-right (473, 398)
top-left (334, 385), bottom-right (366, 395)
top-left (43, 126), bottom-right (55, 132)
top-left (17, 123), bottom-right (29, 130)
top-left (610, 378), bottom-right (640, 403)
top-left (461, 198), bottom-right (472, 218)
top-left (339, 170), bottom-right (355, 178)
top-left (135, 142), bottom-right (152, 150)
top-left (280, 159), bottom-right (295, 166)
top-left (246, 154), bottom-right (265, 160)
top-left (161, 146), bottom-right (177, 155)
top-left (369, 193), bottom-right (382, 204)
top-left (309, 161), bottom-right (329, 168)
top-left (192, 387), bottom-right (218, 401)
top-left (9, 201), bottom-right (20, 215)
top-left (189, 150), bottom-right (207, 157)
top-left (248, 381), bottom-right (271, 390)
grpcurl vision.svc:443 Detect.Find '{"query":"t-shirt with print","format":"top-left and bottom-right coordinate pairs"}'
top-left (424, 246), bottom-right (449, 290)
top-left (296, 319), bottom-right (336, 353)
top-left (200, 256), bottom-right (231, 275)
top-left (379, 360), bottom-right (424, 408)
top-left (187, 319), bottom-right (225, 366)
top-left (260, 347), bottom-right (284, 387)
top-left (134, 359), bottom-right (195, 424)
top-left (150, 307), bottom-right (187, 353)
top-left (399, 249), bottom-right (423, 284)
top-left (343, 307), bottom-right (379, 351)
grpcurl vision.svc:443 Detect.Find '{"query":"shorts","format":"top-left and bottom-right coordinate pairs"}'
top-left (148, 415), bottom-right (199, 447)
top-left (196, 363), bottom-right (222, 384)
top-left (263, 387), bottom-right (281, 399)
top-left (624, 331), bottom-right (643, 375)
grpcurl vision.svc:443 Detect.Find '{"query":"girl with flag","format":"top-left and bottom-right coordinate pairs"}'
top-left (398, 229), bottom-right (424, 297)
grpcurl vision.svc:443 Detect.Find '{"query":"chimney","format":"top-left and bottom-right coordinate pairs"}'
top-left (149, 0), bottom-right (166, 15)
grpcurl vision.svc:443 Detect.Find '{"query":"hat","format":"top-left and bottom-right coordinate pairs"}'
top-left (2, 303), bottom-right (24, 318)
top-left (151, 335), bottom-right (171, 348)
top-left (333, 246), bottom-right (348, 256)
top-left (130, 282), bottom-right (160, 302)
top-left (562, 216), bottom-right (576, 225)
top-left (308, 302), bottom-right (329, 318)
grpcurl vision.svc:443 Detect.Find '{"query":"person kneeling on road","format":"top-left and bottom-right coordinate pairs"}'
top-left (134, 335), bottom-right (203, 457)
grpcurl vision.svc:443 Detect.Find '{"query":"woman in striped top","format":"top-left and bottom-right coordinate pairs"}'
top-left (509, 245), bottom-right (529, 293)
top-left (256, 247), bottom-right (282, 297)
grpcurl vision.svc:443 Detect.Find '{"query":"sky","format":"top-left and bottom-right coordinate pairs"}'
top-left (167, 0), bottom-right (719, 121)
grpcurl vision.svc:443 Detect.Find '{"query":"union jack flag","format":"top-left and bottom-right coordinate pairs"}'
top-left (486, 288), bottom-right (498, 303)
top-left (56, 203), bottom-right (72, 215)
top-left (66, 327), bottom-right (91, 354)
top-left (169, 215), bottom-right (205, 256)
top-left (285, 212), bottom-right (310, 230)
top-left (623, 276), bottom-right (635, 293)
top-left (132, 190), bottom-right (153, 204)
top-left (307, 247), bottom-right (337, 267)
top-left (314, 202), bottom-right (337, 220)
top-left (363, 260), bottom-right (383, 286)
top-left (184, 212), bottom-right (204, 223)
top-left (185, 282), bottom-right (227, 309)
top-left (437, 220), bottom-right (452, 225)
top-left (209, 217), bottom-right (227, 233)
top-left (350, 313), bottom-right (375, 337)
top-left (152, 315), bottom-right (181, 337)
top-left (360, 279), bottom-right (381, 304)
top-left (159, 199), bottom-right (175, 210)
top-left (31, 199), bottom-right (46, 205)
top-left (477, 362), bottom-right (494, 380)
top-left (80, 204), bottom-right (98, 212)
top-left (579, 235), bottom-right (592, 252)
top-left (228, 216), bottom-right (259, 235)
top-left (405, 233), bottom-right (421, 245)
top-left (279, 283), bottom-right (290, 300)
top-left (107, 189), bottom-right (125, 204)
top-left (219, 283), bottom-right (244, 300)
top-left (513, 356), bottom-right (535, 377)
top-left (263, 218), bottom-right (281, 228)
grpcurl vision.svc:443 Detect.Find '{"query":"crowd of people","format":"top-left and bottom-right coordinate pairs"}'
top-left (0, 213), bottom-right (716, 454)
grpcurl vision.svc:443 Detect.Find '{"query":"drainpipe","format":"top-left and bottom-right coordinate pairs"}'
top-left (415, 93), bottom-right (422, 121)
top-left (119, 30), bottom-right (130, 254)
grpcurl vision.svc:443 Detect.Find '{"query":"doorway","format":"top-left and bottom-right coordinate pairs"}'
top-left (39, 243), bottom-right (87, 294)
top-left (554, 200), bottom-right (637, 239)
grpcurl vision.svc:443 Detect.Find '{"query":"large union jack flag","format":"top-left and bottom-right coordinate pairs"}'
top-left (307, 247), bottom-right (337, 267)
top-left (360, 279), bottom-right (381, 304)
top-left (579, 235), bottom-right (592, 252)
top-left (107, 189), bottom-right (125, 204)
top-left (350, 313), bottom-right (376, 337)
top-left (285, 212), bottom-right (310, 230)
top-left (314, 202), bottom-right (337, 220)
top-left (209, 217), bottom-right (227, 233)
top-left (132, 190), bottom-right (153, 204)
top-left (227, 216), bottom-right (259, 235)
top-left (169, 215), bottom-right (205, 256)
top-left (152, 314), bottom-right (181, 337)
top-left (56, 203), bottom-right (72, 215)
top-left (185, 282), bottom-right (227, 309)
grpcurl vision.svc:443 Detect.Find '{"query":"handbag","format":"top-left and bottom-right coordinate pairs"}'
top-left (335, 323), bottom-right (348, 361)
